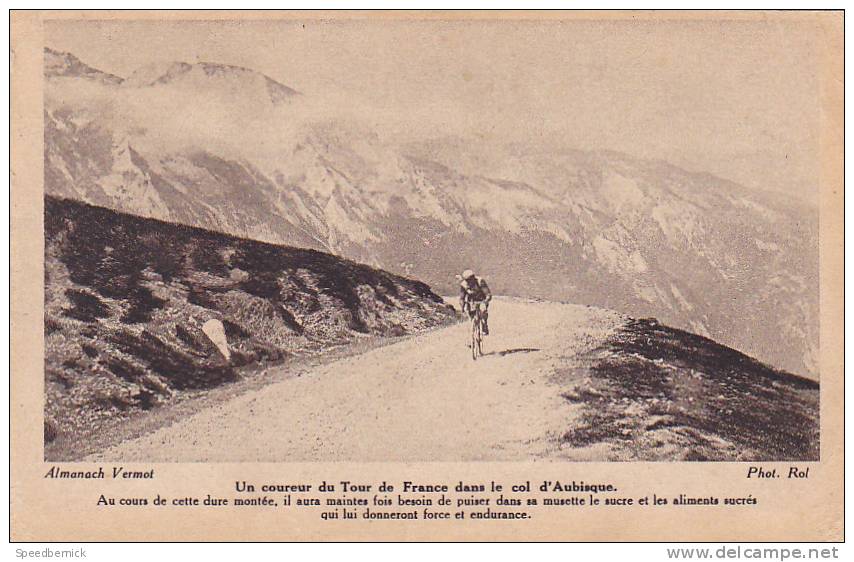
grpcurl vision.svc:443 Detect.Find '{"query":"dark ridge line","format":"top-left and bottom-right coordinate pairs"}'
top-left (608, 317), bottom-right (819, 390)
top-left (43, 194), bottom-right (431, 290)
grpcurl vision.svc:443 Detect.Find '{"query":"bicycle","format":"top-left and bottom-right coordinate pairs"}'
top-left (468, 301), bottom-right (486, 360)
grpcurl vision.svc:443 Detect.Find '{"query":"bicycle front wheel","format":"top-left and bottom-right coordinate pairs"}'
top-left (475, 314), bottom-right (484, 359)
top-left (471, 317), bottom-right (479, 360)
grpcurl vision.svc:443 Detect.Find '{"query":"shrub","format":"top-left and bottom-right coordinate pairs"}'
top-left (63, 289), bottom-right (110, 322)
top-left (44, 419), bottom-right (57, 443)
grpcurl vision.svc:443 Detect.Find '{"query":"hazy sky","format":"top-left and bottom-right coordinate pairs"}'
top-left (46, 16), bottom-right (829, 203)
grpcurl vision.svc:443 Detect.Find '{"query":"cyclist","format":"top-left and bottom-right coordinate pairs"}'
top-left (459, 269), bottom-right (492, 335)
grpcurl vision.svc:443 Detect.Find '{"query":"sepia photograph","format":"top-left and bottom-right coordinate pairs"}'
top-left (38, 15), bottom-right (823, 464)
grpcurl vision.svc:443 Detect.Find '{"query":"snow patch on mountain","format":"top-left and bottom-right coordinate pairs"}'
top-left (602, 170), bottom-right (646, 212)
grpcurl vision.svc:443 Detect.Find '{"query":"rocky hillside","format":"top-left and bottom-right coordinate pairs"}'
top-left (43, 47), bottom-right (819, 378)
top-left (44, 47), bottom-right (124, 85)
top-left (556, 318), bottom-right (819, 461)
top-left (44, 196), bottom-right (454, 449)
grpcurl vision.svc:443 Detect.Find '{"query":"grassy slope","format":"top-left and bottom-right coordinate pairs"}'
top-left (44, 196), bottom-right (454, 450)
top-left (554, 318), bottom-right (819, 461)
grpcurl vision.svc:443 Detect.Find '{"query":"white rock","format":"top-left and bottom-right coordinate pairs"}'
top-left (202, 319), bottom-right (231, 361)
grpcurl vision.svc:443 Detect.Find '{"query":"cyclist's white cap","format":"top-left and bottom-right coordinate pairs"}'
top-left (462, 269), bottom-right (475, 279)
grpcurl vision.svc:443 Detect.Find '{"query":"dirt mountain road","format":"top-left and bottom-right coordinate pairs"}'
top-left (87, 298), bottom-right (623, 462)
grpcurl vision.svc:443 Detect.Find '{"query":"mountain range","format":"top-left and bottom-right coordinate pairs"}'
top-left (43, 46), bottom-right (820, 378)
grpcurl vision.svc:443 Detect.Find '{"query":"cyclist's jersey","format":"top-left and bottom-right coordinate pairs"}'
top-left (460, 276), bottom-right (491, 304)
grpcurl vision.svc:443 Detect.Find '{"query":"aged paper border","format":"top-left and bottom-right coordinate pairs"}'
top-left (10, 10), bottom-right (844, 542)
